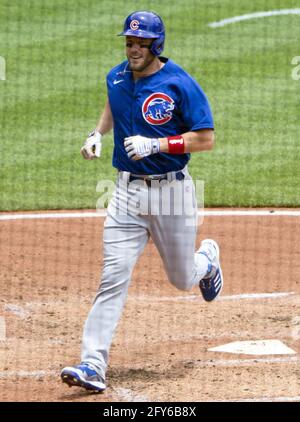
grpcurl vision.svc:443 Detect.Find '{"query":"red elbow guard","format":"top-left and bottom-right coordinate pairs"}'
top-left (167, 136), bottom-right (185, 154)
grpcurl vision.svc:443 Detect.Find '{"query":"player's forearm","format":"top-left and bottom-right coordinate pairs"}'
top-left (159, 129), bottom-right (215, 153)
top-left (95, 100), bottom-right (113, 135)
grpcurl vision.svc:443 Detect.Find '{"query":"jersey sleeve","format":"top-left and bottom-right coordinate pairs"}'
top-left (179, 75), bottom-right (214, 131)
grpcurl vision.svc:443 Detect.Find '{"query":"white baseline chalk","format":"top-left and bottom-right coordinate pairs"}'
top-left (132, 292), bottom-right (295, 303)
top-left (1, 209), bottom-right (300, 221)
top-left (209, 9), bottom-right (300, 28)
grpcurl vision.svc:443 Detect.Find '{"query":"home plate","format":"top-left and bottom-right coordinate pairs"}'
top-left (208, 340), bottom-right (296, 355)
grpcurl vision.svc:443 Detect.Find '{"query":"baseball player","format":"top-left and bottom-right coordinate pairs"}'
top-left (61, 10), bottom-right (223, 392)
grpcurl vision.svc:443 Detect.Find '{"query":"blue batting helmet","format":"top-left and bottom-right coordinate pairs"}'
top-left (118, 11), bottom-right (165, 56)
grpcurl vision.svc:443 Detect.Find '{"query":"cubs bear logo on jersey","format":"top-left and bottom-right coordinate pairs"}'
top-left (142, 93), bottom-right (175, 125)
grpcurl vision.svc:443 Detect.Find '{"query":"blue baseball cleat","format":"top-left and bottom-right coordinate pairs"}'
top-left (198, 239), bottom-right (223, 302)
top-left (60, 363), bottom-right (106, 392)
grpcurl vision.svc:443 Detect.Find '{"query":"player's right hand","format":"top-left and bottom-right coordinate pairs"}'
top-left (80, 130), bottom-right (102, 160)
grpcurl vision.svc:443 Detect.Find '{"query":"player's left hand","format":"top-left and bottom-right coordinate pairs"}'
top-left (124, 135), bottom-right (160, 160)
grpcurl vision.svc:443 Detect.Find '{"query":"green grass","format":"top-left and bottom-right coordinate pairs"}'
top-left (0, 0), bottom-right (299, 210)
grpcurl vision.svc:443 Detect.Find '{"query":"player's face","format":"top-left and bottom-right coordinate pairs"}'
top-left (126, 36), bottom-right (156, 72)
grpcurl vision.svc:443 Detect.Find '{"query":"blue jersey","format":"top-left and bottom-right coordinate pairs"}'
top-left (106, 58), bottom-right (214, 175)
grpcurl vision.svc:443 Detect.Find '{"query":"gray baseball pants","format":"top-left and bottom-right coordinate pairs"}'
top-left (81, 167), bottom-right (209, 380)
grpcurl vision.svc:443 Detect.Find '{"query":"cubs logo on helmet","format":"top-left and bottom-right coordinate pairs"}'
top-left (142, 93), bottom-right (175, 125)
top-left (130, 20), bottom-right (139, 30)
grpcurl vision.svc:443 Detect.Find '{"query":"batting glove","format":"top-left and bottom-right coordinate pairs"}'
top-left (124, 135), bottom-right (160, 161)
top-left (81, 130), bottom-right (102, 160)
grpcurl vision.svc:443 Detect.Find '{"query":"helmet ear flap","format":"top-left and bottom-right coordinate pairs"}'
top-left (150, 35), bottom-right (165, 56)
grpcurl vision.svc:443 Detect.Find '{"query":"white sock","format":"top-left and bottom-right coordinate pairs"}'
top-left (194, 252), bottom-right (211, 280)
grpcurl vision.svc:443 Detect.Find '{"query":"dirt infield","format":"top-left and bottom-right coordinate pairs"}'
top-left (1, 210), bottom-right (300, 402)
